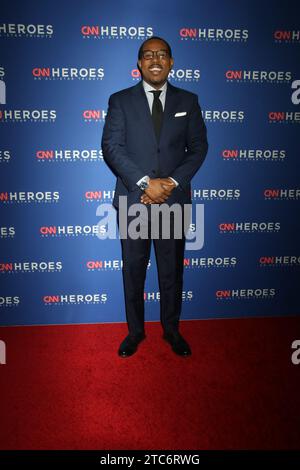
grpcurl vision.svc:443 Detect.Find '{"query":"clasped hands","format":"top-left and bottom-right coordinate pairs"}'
top-left (140, 178), bottom-right (176, 204)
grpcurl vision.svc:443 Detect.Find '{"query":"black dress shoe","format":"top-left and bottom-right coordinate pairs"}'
top-left (163, 331), bottom-right (191, 356)
top-left (118, 333), bottom-right (146, 358)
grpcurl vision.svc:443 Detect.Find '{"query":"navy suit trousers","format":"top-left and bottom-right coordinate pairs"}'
top-left (118, 210), bottom-right (185, 336)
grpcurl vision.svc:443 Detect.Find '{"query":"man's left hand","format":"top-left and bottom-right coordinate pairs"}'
top-left (141, 178), bottom-right (176, 204)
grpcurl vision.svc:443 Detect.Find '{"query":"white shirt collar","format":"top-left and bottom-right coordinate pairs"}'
top-left (142, 80), bottom-right (168, 94)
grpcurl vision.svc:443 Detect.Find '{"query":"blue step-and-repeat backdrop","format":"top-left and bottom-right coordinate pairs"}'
top-left (1, 0), bottom-right (299, 326)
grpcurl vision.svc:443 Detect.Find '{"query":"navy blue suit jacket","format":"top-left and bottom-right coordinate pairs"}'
top-left (102, 81), bottom-right (208, 208)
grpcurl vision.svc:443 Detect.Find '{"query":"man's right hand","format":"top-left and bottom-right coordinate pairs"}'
top-left (143, 178), bottom-right (175, 204)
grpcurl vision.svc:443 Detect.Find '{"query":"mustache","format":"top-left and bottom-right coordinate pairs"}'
top-left (148, 65), bottom-right (163, 70)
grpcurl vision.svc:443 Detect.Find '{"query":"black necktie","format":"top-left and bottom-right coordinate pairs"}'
top-left (150, 90), bottom-right (163, 141)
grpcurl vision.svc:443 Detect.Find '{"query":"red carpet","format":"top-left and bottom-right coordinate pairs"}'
top-left (0, 317), bottom-right (299, 450)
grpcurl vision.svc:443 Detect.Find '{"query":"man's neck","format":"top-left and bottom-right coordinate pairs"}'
top-left (142, 79), bottom-right (167, 90)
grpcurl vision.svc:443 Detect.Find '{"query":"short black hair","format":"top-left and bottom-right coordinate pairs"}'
top-left (138, 36), bottom-right (172, 60)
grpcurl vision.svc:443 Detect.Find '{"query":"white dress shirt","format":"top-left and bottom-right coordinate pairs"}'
top-left (143, 80), bottom-right (167, 111)
top-left (137, 80), bottom-right (178, 188)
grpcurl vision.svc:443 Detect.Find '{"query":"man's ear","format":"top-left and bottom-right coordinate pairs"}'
top-left (170, 58), bottom-right (174, 68)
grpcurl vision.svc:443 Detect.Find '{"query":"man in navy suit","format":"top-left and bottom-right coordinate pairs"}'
top-left (102, 37), bottom-right (208, 357)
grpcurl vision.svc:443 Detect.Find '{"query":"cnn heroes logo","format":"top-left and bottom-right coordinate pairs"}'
top-left (86, 259), bottom-right (125, 271)
top-left (219, 221), bottom-right (281, 233)
top-left (226, 70), bottom-right (292, 83)
top-left (82, 110), bottom-right (106, 122)
top-left (40, 224), bottom-right (107, 238)
top-left (183, 257), bottom-right (237, 269)
top-left (274, 30), bottom-right (300, 43)
top-left (192, 188), bottom-right (240, 200)
top-left (87, 259), bottom-right (151, 271)
top-left (222, 149), bottom-right (286, 162)
top-left (43, 293), bottom-right (107, 305)
top-left (216, 288), bottom-right (276, 300)
top-left (0, 261), bottom-right (62, 274)
top-left (202, 110), bottom-right (244, 123)
top-left (0, 191), bottom-right (60, 204)
top-left (0, 23), bottom-right (53, 38)
top-left (264, 188), bottom-right (300, 200)
top-left (81, 25), bottom-right (153, 39)
top-left (0, 109), bottom-right (56, 122)
top-left (269, 111), bottom-right (300, 124)
top-left (259, 256), bottom-right (300, 267)
top-left (131, 68), bottom-right (200, 82)
top-left (180, 28), bottom-right (248, 42)
top-left (33, 67), bottom-right (104, 80)
top-left (144, 291), bottom-right (193, 302)
top-left (36, 149), bottom-right (103, 163)
top-left (85, 190), bottom-right (114, 202)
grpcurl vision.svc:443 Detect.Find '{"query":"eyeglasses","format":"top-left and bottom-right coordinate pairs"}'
top-left (141, 50), bottom-right (169, 60)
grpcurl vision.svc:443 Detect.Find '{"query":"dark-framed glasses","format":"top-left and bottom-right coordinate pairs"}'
top-left (141, 50), bottom-right (169, 60)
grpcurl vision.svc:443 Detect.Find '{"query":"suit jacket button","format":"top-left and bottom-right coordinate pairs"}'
top-left (157, 149), bottom-right (160, 153)
top-left (152, 170), bottom-right (156, 174)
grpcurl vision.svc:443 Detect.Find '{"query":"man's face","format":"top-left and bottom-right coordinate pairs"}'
top-left (138, 39), bottom-right (174, 88)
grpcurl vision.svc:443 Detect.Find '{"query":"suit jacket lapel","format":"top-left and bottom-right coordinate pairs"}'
top-left (131, 81), bottom-right (179, 145)
top-left (131, 81), bottom-right (157, 146)
top-left (159, 82), bottom-right (178, 143)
